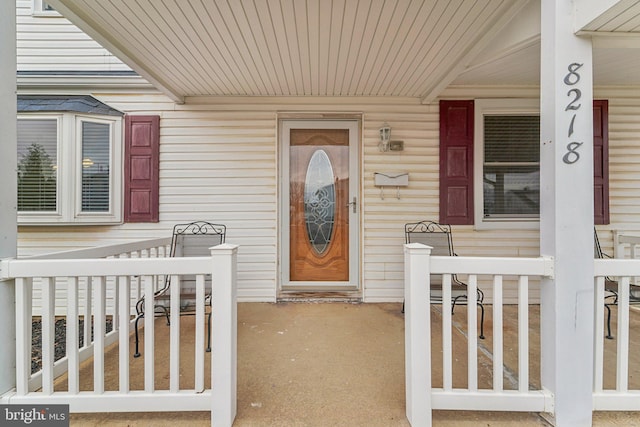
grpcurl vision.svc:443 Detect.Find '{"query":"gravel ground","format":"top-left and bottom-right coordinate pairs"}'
top-left (31, 317), bottom-right (113, 374)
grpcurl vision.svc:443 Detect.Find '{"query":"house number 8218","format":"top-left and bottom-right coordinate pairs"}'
top-left (562, 63), bottom-right (583, 164)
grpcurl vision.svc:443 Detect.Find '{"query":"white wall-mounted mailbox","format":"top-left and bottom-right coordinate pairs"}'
top-left (374, 172), bottom-right (409, 187)
top-left (374, 172), bottom-right (409, 199)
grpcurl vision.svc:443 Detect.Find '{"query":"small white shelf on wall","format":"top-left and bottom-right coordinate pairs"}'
top-left (374, 172), bottom-right (409, 199)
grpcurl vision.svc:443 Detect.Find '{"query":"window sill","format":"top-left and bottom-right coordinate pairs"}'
top-left (18, 215), bottom-right (122, 226)
top-left (474, 218), bottom-right (540, 231)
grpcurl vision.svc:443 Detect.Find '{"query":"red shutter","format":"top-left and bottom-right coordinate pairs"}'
top-left (593, 100), bottom-right (609, 225)
top-left (439, 100), bottom-right (474, 225)
top-left (124, 115), bottom-right (160, 223)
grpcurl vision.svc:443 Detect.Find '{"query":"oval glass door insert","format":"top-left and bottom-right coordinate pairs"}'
top-left (304, 149), bottom-right (335, 255)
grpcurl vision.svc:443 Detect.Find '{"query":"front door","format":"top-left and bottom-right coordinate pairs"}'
top-left (280, 120), bottom-right (360, 290)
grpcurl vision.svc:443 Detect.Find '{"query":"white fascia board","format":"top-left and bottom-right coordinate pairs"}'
top-left (574, 0), bottom-right (629, 32)
top-left (420, 0), bottom-right (530, 104)
top-left (461, 0), bottom-right (541, 74)
top-left (17, 74), bottom-right (156, 92)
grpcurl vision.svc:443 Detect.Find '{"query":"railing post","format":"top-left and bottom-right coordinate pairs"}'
top-left (210, 244), bottom-right (238, 427)
top-left (404, 243), bottom-right (432, 427)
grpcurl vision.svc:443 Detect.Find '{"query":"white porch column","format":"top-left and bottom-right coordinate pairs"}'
top-left (0, 0), bottom-right (17, 395)
top-left (540, 1), bottom-right (594, 425)
top-left (210, 244), bottom-right (238, 427)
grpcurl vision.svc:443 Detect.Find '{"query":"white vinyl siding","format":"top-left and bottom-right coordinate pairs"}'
top-left (17, 0), bottom-right (130, 72)
top-left (16, 89), bottom-right (640, 311)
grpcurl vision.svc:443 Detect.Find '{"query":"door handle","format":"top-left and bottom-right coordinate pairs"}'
top-left (346, 197), bottom-right (357, 213)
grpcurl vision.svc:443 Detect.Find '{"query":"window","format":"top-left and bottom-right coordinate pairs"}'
top-left (474, 99), bottom-right (540, 228)
top-left (482, 115), bottom-right (539, 218)
top-left (32, 0), bottom-right (61, 16)
top-left (440, 99), bottom-right (609, 227)
top-left (17, 118), bottom-right (58, 212)
top-left (17, 113), bottom-right (122, 224)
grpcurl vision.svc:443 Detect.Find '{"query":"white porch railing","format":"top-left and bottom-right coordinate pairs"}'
top-left (24, 237), bottom-right (172, 318)
top-left (0, 242), bottom-right (238, 427)
top-left (406, 243), bottom-right (640, 426)
top-left (614, 233), bottom-right (640, 261)
top-left (593, 257), bottom-right (640, 411)
top-left (404, 243), bottom-right (555, 426)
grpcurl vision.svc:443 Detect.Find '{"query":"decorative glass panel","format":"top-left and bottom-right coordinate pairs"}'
top-left (304, 150), bottom-right (335, 254)
top-left (81, 121), bottom-right (110, 212)
top-left (17, 119), bottom-right (58, 212)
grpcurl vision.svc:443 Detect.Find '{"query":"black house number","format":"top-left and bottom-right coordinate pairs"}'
top-left (562, 63), bottom-right (583, 164)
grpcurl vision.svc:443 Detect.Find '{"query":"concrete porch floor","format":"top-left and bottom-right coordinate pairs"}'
top-left (68, 302), bottom-right (640, 426)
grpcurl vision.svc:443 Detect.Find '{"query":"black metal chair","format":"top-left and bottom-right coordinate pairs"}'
top-left (595, 228), bottom-right (640, 339)
top-left (133, 221), bottom-right (226, 357)
top-left (405, 220), bottom-right (485, 339)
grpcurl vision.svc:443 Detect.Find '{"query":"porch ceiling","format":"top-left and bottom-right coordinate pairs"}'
top-left (48, 0), bottom-right (640, 104)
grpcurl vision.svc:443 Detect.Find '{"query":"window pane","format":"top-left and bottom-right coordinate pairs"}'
top-left (484, 166), bottom-right (539, 216)
top-left (17, 119), bottom-right (57, 212)
top-left (81, 122), bottom-right (110, 212)
top-left (484, 116), bottom-right (539, 163)
top-left (483, 115), bottom-right (539, 218)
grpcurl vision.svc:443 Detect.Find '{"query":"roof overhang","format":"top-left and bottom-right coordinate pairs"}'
top-left (45, 0), bottom-right (640, 103)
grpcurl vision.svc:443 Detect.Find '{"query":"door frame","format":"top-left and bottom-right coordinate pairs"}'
top-left (278, 118), bottom-right (361, 293)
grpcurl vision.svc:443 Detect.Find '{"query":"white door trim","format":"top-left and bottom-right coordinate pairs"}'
top-left (278, 119), bottom-right (361, 291)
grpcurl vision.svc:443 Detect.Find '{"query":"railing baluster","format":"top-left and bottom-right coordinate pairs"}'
top-left (94, 276), bottom-right (106, 393)
top-left (195, 274), bottom-right (206, 392)
top-left (467, 274), bottom-right (478, 391)
top-left (170, 275), bottom-right (181, 392)
top-left (133, 251), bottom-right (141, 302)
top-left (594, 276), bottom-right (605, 393)
top-left (112, 274), bottom-right (120, 332)
top-left (118, 274), bottom-right (130, 393)
top-left (83, 276), bottom-right (92, 349)
top-left (42, 277), bottom-right (55, 394)
top-left (143, 275), bottom-right (155, 392)
top-left (67, 277), bottom-right (80, 394)
top-left (442, 274), bottom-right (452, 391)
top-left (617, 276), bottom-right (630, 392)
top-left (493, 275), bottom-right (504, 392)
top-left (518, 276), bottom-right (529, 393)
top-left (15, 277), bottom-right (32, 395)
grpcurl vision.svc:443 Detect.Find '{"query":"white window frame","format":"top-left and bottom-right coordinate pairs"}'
top-left (32, 0), bottom-right (61, 17)
top-left (18, 113), bottom-right (123, 225)
top-left (473, 99), bottom-right (540, 230)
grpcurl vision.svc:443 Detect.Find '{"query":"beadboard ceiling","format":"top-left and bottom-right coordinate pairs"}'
top-left (48, 0), bottom-right (640, 103)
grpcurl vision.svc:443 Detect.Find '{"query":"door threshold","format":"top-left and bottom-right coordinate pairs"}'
top-left (277, 290), bottom-right (362, 303)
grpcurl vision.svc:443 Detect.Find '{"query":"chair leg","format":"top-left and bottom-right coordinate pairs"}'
top-left (133, 314), bottom-right (143, 358)
top-left (605, 303), bottom-right (614, 340)
top-left (155, 305), bottom-right (170, 326)
top-left (478, 301), bottom-right (485, 340)
top-left (452, 295), bottom-right (466, 315)
top-left (206, 311), bottom-right (212, 352)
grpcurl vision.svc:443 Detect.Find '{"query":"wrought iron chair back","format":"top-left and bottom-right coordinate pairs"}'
top-left (404, 220), bottom-right (485, 339)
top-left (166, 221), bottom-right (226, 298)
top-left (405, 221), bottom-right (457, 288)
top-left (133, 221), bottom-right (226, 357)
